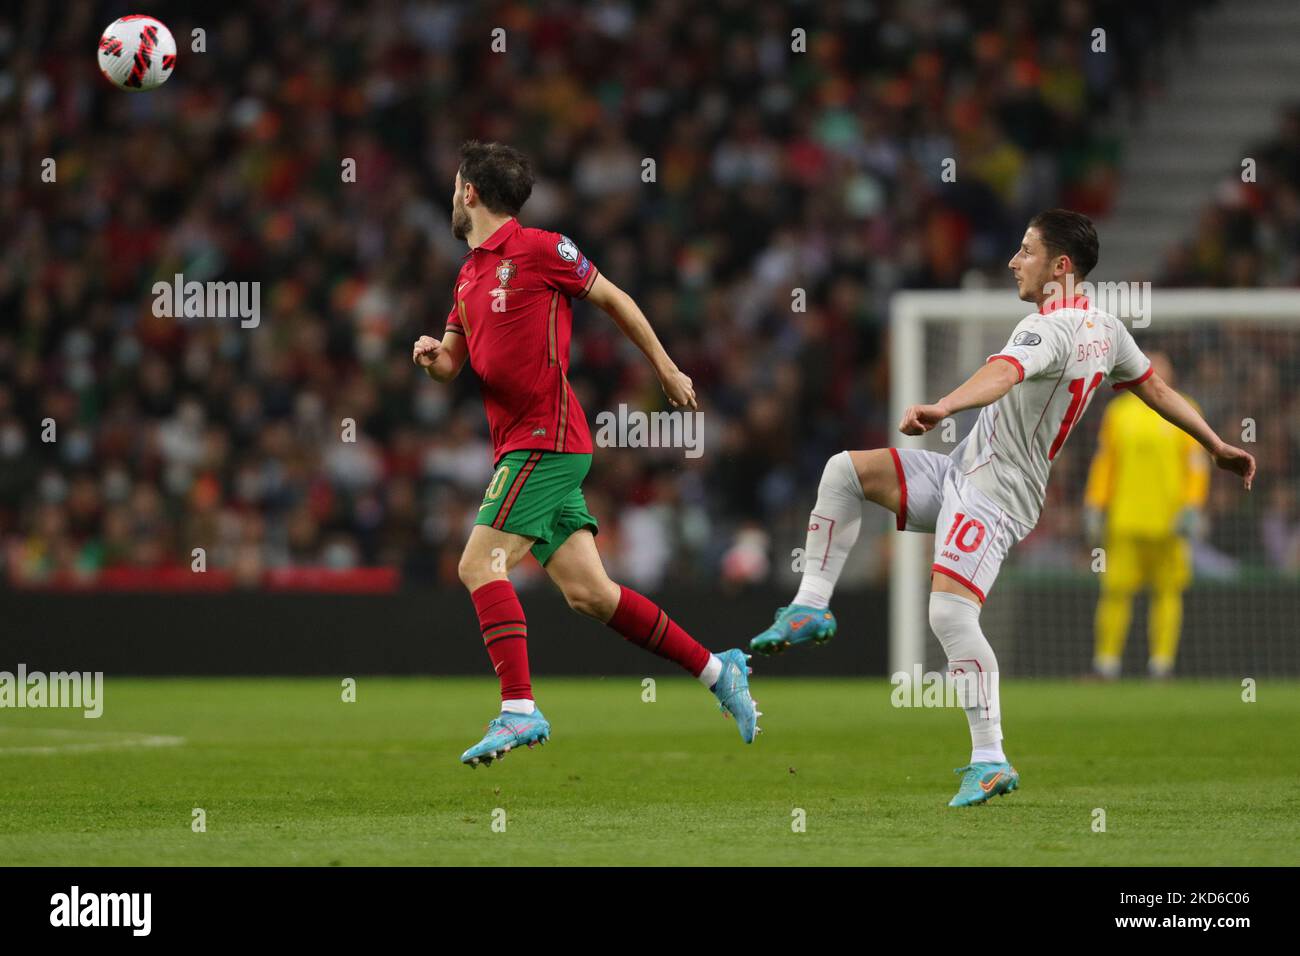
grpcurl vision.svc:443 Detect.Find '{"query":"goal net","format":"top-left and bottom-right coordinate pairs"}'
top-left (888, 289), bottom-right (1300, 679)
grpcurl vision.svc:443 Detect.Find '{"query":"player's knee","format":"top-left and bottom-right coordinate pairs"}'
top-left (457, 549), bottom-right (492, 591)
top-left (845, 448), bottom-right (893, 503)
top-left (928, 597), bottom-right (953, 639)
top-left (820, 450), bottom-right (851, 486)
top-left (456, 554), bottom-right (476, 590)
top-left (928, 589), bottom-right (978, 640)
top-left (822, 450), bottom-right (862, 497)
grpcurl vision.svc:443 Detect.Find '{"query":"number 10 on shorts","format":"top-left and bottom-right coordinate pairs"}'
top-left (944, 513), bottom-right (986, 553)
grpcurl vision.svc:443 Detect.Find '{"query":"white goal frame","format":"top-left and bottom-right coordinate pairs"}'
top-left (888, 288), bottom-right (1300, 675)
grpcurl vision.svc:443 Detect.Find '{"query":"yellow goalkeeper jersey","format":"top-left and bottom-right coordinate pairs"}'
top-left (1084, 392), bottom-right (1209, 537)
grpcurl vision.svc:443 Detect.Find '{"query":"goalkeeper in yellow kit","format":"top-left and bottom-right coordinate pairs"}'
top-left (1084, 353), bottom-right (1209, 678)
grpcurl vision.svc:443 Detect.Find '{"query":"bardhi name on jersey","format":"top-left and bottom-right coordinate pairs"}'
top-left (950, 295), bottom-right (1152, 527)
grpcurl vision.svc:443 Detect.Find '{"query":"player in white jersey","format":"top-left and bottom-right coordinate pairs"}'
top-left (750, 210), bottom-right (1256, 806)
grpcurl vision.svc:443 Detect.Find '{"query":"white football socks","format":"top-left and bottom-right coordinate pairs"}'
top-left (928, 591), bottom-right (1006, 764)
top-left (971, 744), bottom-right (1006, 764)
top-left (791, 451), bottom-right (865, 609)
top-left (501, 698), bottom-right (536, 715)
top-left (698, 653), bottom-right (723, 689)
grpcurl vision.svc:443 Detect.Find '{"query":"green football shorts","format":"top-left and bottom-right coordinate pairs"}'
top-left (474, 450), bottom-right (599, 565)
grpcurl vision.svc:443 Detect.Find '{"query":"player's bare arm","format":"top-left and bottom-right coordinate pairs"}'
top-left (584, 272), bottom-right (697, 410)
top-left (1131, 371), bottom-right (1256, 489)
top-left (413, 331), bottom-right (469, 384)
top-left (899, 359), bottom-right (1019, 435)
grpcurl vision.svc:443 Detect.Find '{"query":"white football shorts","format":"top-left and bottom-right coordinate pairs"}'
top-left (889, 448), bottom-right (1032, 602)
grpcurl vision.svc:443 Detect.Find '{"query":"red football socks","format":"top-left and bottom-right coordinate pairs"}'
top-left (606, 585), bottom-right (711, 677)
top-left (471, 579), bottom-right (532, 701)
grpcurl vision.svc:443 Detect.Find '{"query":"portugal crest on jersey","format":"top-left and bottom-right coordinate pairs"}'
top-left (495, 259), bottom-right (516, 288)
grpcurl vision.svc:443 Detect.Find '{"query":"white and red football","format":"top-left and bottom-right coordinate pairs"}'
top-left (97, 15), bottom-right (176, 91)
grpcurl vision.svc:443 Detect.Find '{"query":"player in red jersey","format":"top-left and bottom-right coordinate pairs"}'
top-left (413, 141), bottom-right (759, 766)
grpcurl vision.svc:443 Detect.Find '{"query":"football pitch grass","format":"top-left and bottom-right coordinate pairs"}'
top-left (1, 677), bottom-right (1297, 866)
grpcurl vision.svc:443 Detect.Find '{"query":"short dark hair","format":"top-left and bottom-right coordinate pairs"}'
top-left (1028, 209), bottom-right (1099, 279)
top-left (458, 140), bottom-right (534, 216)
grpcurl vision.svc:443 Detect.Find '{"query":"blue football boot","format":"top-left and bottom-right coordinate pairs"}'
top-left (460, 709), bottom-right (550, 767)
top-left (711, 649), bottom-right (761, 743)
top-left (948, 761), bottom-right (1019, 807)
top-left (749, 605), bottom-right (837, 655)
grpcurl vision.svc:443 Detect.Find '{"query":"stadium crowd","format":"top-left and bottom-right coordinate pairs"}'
top-left (3, 0), bottom-right (1296, 594)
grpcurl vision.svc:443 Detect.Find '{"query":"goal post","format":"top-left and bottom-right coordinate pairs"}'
top-left (888, 288), bottom-right (1300, 678)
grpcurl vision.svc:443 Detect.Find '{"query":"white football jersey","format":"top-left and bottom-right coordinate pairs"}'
top-left (949, 297), bottom-right (1151, 527)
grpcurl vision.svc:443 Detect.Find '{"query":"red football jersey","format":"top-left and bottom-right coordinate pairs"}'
top-left (444, 218), bottom-right (598, 461)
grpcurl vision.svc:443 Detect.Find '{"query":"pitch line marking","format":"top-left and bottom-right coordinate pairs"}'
top-left (0, 728), bottom-right (186, 756)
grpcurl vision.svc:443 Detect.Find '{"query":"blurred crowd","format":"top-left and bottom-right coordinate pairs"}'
top-left (3, 0), bottom-right (1296, 594)
top-left (1161, 103), bottom-right (1300, 289)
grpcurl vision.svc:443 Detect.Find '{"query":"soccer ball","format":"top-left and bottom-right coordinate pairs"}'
top-left (97, 15), bottom-right (176, 91)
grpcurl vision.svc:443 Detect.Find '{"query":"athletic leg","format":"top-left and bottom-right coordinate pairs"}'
top-left (751, 447), bottom-right (929, 655)
top-left (1148, 588), bottom-right (1182, 678)
top-left (543, 529), bottom-right (716, 682)
top-left (788, 448), bottom-right (910, 605)
top-left (458, 524), bottom-right (537, 709)
top-left (543, 529), bottom-right (761, 741)
top-left (929, 581), bottom-right (1002, 758)
top-left (1093, 534), bottom-right (1138, 678)
top-left (1148, 536), bottom-right (1190, 678)
top-left (928, 472), bottom-right (1026, 806)
top-left (455, 524), bottom-right (551, 766)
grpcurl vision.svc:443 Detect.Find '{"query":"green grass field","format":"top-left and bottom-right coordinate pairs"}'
top-left (1, 677), bottom-right (1297, 866)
